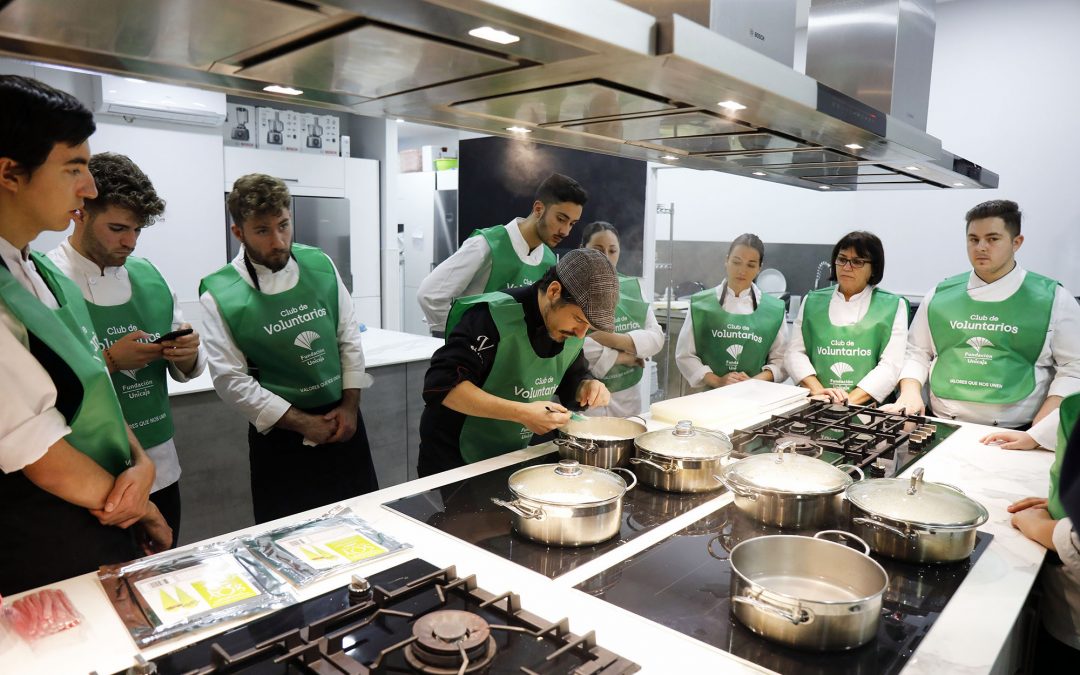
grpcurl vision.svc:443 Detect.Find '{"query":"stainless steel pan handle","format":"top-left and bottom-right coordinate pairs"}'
top-left (732, 595), bottom-right (813, 625)
top-left (835, 464), bottom-right (866, 482)
top-left (630, 456), bottom-right (678, 473)
top-left (851, 517), bottom-right (917, 541)
top-left (814, 529), bottom-right (871, 556)
top-left (624, 414), bottom-right (648, 426)
top-left (713, 473), bottom-right (759, 500)
top-left (491, 498), bottom-right (545, 520)
top-left (609, 467), bottom-right (639, 491)
top-left (554, 437), bottom-right (598, 454)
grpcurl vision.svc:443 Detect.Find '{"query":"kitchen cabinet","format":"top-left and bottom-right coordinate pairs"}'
top-left (223, 146), bottom-right (345, 197)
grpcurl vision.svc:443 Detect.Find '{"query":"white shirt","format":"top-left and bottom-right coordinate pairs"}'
top-left (899, 264), bottom-right (1080, 427)
top-left (784, 284), bottom-right (908, 402)
top-left (0, 236), bottom-right (70, 473)
top-left (199, 248), bottom-right (373, 433)
top-left (416, 218), bottom-right (547, 332)
top-left (583, 301), bottom-right (665, 418)
top-left (676, 283), bottom-right (789, 388)
top-left (47, 238), bottom-right (205, 490)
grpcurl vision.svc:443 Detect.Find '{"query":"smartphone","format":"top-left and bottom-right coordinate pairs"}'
top-left (152, 328), bottom-right (194, 344)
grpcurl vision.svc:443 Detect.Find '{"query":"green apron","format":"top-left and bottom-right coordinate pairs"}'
top-left (690, 284), bottom-right (785, 376)
top-left (0, 253), bottom-right (131, 475)
top-left (200, 244), bottom-right (343, 409)
top-left (928, 271), bottom-right (1056, 404)
top-left (448, 292), bottom-right (583, 463)
top-left (471, 225), bottom-right (556, 292)
top-left (1048, 393), bottom-right (1079, 520)
top-left (87, 256), bottom-right (175, 448)
top-left (596, 275), bottom-right (651, 393)
top-left (802, 286), bottom-right (904, 392)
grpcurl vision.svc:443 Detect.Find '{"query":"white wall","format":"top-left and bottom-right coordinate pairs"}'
top-left (656, 0), bottom-right (1080, 296)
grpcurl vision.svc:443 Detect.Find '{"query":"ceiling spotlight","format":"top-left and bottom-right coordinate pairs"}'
top-left (506, 126), bottom-right (532, 134)
top-left (661, 155), bottom-right (679, 160)
top-left (752, 171), bottom-right (767, 176)
top-left (469, 26), bottom-right (521, 44)
top-left (717, 100), bottom-right (747, 112)
top-left (263, 84), bottom-right (303, 96)
top-left (904, 166), bottom-right (920, 171)
top-left (818, 185), bottom-right (831, 190)
top-left (844, 143), bottom-right (864, 150)
top-left (952, 182), bottom-right (965, 187)
top-left (395, 118), bottom-right (405, 124)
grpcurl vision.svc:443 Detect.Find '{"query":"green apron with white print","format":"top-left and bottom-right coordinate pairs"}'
top-left (690, 285), bottom-right (784, 376)
top-left (199, 244), bottom-right (343, 409)
top-left (447, 292), bottom-right (583, 463)
top-left (927, 271), bottom-right (1056, 404)
top-left (86, 256), bottom-right (175, 448)
top-left (802, 286), bottom-right (904, 392)
top-left (471, 225), bottom-right (556, 292)
top-left (597, 275), bottom-right (650, 393)
top-left (1048, 392), bottom-right (1080, 520)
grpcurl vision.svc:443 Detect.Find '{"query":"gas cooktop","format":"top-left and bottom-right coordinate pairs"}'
top-left (729, 400), bottom-right (959, 478)
top-left (139, 558), bottom-right (639, 674)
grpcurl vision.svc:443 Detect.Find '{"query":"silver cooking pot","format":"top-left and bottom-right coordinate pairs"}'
top-left (715, 442), bottom-right (863, 529)
top-left (730, 530), bottom-right (887, 651)
top-left (845, 468), bottom-right (989, 564)
top-left (491, 459), bottom-right (637, 547)
top-left (555, 415), bottom-right (646, 469)
top-left (630, 420), bottom-right (732, 493)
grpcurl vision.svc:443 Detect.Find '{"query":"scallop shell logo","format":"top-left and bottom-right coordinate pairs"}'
top-left (965, 336), bottom-right (993, 353)
top-left (726, 344), bottom-right (743, 362)
top-left (293, 330), bottom-right (321, 351)
top-left (830, 362), bottom-right (854, 379)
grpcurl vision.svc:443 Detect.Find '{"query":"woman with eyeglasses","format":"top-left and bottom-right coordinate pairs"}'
top-left (676, 233), bottom-right (788, 390)
top-left (785, 231), bottom-right (909, 405)
top-left (580, 221), bottom-right (665, 417)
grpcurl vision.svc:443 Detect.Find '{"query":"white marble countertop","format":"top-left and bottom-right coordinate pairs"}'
top-left (0, 397), bottom-right (1055, 675)
top-left (167, 327), bottom-right (442, 396)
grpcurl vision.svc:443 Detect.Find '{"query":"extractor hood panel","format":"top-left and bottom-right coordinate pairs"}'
top-left (562, 110), bottom-right (754, 140)
top-left (708, 148), bottom-right (857, 167)
top-left (652, 132), bottom-right (813, 155)
top-left (452, 81), bottom-right (677, 126)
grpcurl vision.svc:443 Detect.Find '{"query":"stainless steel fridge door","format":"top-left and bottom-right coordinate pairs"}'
top-left (433, 189), bottom-right (458, 268)
top-left (292, 196), bottom-right (352, 293)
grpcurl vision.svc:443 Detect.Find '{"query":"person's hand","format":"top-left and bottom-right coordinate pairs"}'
top-left (980, 430), bottom-right (1040, 451)
top-left (323, 402), bottom-right (358, 444)
top-left (1008, 496), bottom-right (1049, 513)
top-left (91, 459), bottom-right (154, 527)
top-left (577, 380), bottom-right (610, 408)
top-left (300, 412), bottom-right (338, 445)
top-left (614, 351), bottom-right (645, 368)
top-left (519, 401), bottom-right (569, 435)
top-left (1011, 506), bottom-right (1056, 550)
top-left (809, 387), bottom-right (848, 403)
top-left (134, 504), bottom-right (173, 555)
top-left (105, 330), bottom-right (163, 371)
top-left (882, 391), bottom-right (926, 416)
top-left (160, 323), bottom-right (200, 373)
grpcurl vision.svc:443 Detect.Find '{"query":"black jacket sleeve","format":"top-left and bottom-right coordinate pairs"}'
top-left (422, 303), bottom-right (500, 406)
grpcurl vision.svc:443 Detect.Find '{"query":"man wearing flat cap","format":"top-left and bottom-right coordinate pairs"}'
top-left (417, 248), bottom-right (618, 476)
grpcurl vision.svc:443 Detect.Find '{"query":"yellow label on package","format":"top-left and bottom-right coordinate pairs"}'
top-left (134, 555), bottom-right (262, 626)
top-left (276, 525), bottom-right (388, 570)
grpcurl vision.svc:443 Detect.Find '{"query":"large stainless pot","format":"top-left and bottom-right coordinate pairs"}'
top-left (730, 531), bottom-right (887, 651)
top-left (491, 459), bottom-right (637, 547)
top-left (555, 415), bottom-right (646, 469)
top-left (846, 468), bottom-right (989, 564)
top-left (715, 443), bottom-right (863, 529)
top-left (630, 420), bottom-right (732, 493)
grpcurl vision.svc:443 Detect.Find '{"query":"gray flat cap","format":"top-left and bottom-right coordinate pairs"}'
top-left (555, 248), bottom-right (619, 332)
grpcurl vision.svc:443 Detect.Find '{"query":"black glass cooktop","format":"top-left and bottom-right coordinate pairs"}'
top-left (382, 452), bottom-right (724, 579)
top-left (577, 503), bottom-right (992, 675)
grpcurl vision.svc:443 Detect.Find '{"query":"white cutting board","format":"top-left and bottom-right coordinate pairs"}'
top-left (650, 380), bottom-right (808, 430)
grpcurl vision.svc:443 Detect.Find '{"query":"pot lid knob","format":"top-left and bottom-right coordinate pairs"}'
top-left (555, 459), bottom-right (583, 476)
top-left (907, 467), bottom-right (925, 495)
top-left (775, 440), bottom-right (795, 461)
top-left (674, 420), bottom-right (695, 437)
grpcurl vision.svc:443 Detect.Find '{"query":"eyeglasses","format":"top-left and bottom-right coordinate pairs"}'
top-left (835, 255), bottom-right (870, 269)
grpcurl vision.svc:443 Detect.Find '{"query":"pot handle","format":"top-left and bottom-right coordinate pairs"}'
top-left (835, 464), bottom-right (866, 482)
top-left (490, 497), bottom-right (545, 520)
top-left (630, 456), bottom-right (678, 474)
top-left (713, 473), bottom-right (759, 501)
top-left (610, 467), bottom-right (639, 492)
top-left (554, 437), bottom-right (599, 454)
top-left (814, 529), bottom-right (871, 556)
top-left (624, 414), bottom-right (648, 426)
top-left (732, 595), bottom-right (813, 626)
top-left (851, 517), bottom-right (917, 541)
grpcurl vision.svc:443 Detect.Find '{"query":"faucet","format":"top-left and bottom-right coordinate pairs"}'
top-left (813, 260), bottom-right (832, 290)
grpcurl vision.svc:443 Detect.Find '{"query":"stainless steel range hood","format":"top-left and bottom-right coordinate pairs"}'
top-left (0, 0), bottom-right (996, 191)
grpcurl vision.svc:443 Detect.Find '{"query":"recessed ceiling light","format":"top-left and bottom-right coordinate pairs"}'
top-left (506, 126), bottom-right (532, 134)
top-left (661, 155), bottom-right (679, 161)
top-left (263, 84), bottom-right (303, 96)
top-left (952, 182), bottom-right (965, 187)
top-left (752, 171), bottom-right (767, 176)
top-left (844, 143), bottom-right (864, 150)
top-left (468, 26), bottom-right (521, 44)
top-left (395, 118), bottom-right (405, 123)
top-left (717, 100), bottom-right (747, 112)
top-left (904, 165), bottom-right (920, 171)
top-left (818, 185), bottom-right (831, 190)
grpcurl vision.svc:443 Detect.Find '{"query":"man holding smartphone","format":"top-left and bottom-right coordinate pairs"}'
top-left (48, 152), bottom-right (204, 543)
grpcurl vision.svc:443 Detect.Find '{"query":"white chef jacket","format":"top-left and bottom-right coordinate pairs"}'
top-left (199, 248), bottom-right (372, 433)
top-left (48, 238), bottom-right (205, 491)
top-left (784, 284), bottom-right (908, 403)
top-left (583, 300), bottom-right (665, 418)
top-left (899, 264), bottom-right (1080, 427)
top-left (676, 283), bottom-right (789, 388)
top-left (0, 235), bottom-right (70, 473)
top-left (416, 218), bottom-right (548, 332)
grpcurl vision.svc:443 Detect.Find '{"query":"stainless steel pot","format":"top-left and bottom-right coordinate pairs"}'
top-left (491, 459), bottom-right (637, 547)
top-left (845, 468), bottom-right (988, 564)
top-left (631, 420), bottom-right (732, 493)
top-left (715, 443), bottom-right (864, 529)
top-left (729, 530), bottom-right (887, 651)
top-left (555, 415), bottom-right (646, 469)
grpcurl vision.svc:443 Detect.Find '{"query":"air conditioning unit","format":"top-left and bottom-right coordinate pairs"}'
top-left (94, 74), bottom-right (226, 127)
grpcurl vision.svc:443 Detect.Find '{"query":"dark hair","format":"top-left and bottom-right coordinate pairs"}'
top-left (538, 264), bottom-right (578, 307)
top-left (535, 173), bottom-right (588, 208)
top-left (829, 230), bottom-right (885, 286)
top-left (965, 199), bottom-right (1021, 237)
top-left (227, 173), bottom-right (291, 226)
top-left (0, 75), bottom-right (96, 176)
top-left (727, 233), bottom-right (765, 265)
top-left (579, 221), bottom-right (619, 246)
top-left (85, 153), bottom-right (165, 227)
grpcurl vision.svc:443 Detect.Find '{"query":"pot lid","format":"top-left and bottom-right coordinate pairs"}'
top-left (635, 420), bottom-right (733, 459)
top-left (723, 444), bottom-right (853, 494)
top-left (508, 459), bottom-right (627, 505)
top-left (846, 468), bottom-right (989, 527)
